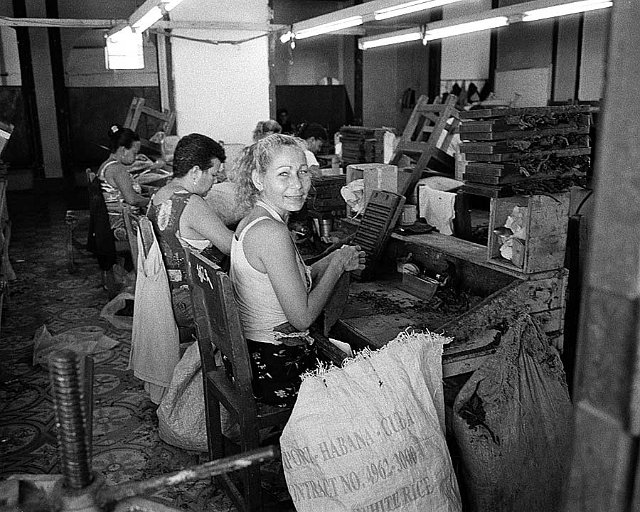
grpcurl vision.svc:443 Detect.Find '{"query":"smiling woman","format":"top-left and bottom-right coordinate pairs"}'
top-left (229, 134), bottom-right (366, 407)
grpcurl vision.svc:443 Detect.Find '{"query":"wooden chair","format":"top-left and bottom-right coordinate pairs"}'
top-left (184, 248), bottom-right (291, 511)
top-left (84, 170), bottom-right (135, 296)
top-left (65, 169), bottom-right (96, 273)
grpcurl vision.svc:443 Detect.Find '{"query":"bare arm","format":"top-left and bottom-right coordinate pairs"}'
top-left (245, 221), bottom-right (364, 330)
top-left (109, 167), bottom-right (149, 207)
top-left (180, 195), bottom-right (233, 255)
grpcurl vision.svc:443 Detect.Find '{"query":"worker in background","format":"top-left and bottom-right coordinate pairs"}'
top-left (252, 119), bottom-right (282, 142)
top-left (297, 122), bottom-right (328, 177)
top-left (97, 124), bottom-right (152, 240)
top-left (277, 108), bottom-right (294, 134)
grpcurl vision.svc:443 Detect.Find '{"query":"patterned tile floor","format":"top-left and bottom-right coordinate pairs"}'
top-left (0, 191), bottom-right (290, 511)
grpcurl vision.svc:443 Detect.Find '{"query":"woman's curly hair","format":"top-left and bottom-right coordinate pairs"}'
top-left (233, 134), bottom-right (306, 210)
top-left (252, 119), bottom-right (282, 142)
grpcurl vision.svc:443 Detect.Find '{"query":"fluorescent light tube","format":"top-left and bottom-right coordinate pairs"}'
top-left (131, 5), bottom-right (163, 32)
top-left (374, 0), bottom-right (462, 21)
top-left (424, 16), bottom-right (508, 40)
top-left (105, 26), bottom-right (144, 70)
top-left (522, 0), bottom-right (612, 21)
top-left (359, 30), bottom-right (421, 50)
top-left (162, 0), bottom-right (184, 11)
top-left (295, 15), bottom-right (363, 39)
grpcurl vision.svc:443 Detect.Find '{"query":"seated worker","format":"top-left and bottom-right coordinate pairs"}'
top-left (231, 134), bottom-right (366, 408)
top-left (277, 108), bottom-right (294, 135)
top-left (252, 119), bottom-right (282, 142)
top-left (297, 122), bottom-right (328, 176)
top-left (147, 133), bottom-right (233, 331)
top-left (98, 124), bottom-right (152, 239)
top-left (204, 145), bottom-right (254, 228)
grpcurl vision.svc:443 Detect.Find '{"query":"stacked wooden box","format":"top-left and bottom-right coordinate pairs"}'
top-left (306, 175), bottom-right (347, 217)
top-left (458, 105), bottom-right (592, 197)
top-left (339, 126), bottom-right (387, 165)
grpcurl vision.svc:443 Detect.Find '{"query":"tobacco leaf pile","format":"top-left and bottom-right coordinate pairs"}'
top-left (461, 106), bottom-right (593, 193)
top-left (506, 133), bottom-right (588, 153)
top-left (515, 153), bottom-right (590, 178)
top-left (504, 110), bottom-right (588, 130)
top-left (510, 174), bottom-right (589, 195)
top-left (350, 287), bottom-right (483, 327)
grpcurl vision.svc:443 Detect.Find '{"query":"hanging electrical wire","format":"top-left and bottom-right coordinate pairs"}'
top-left (150, 28), bottom-right (271, 45)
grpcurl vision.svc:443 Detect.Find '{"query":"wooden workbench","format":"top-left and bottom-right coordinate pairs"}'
top-left (331, 229), bottom-right (567, 377)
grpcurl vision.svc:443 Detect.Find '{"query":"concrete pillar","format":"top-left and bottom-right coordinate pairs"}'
top-left (26, 0), bottom-right (62, 180)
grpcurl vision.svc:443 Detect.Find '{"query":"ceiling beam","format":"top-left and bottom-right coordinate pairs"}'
top-left (0, 17), bottom-right (284, 32)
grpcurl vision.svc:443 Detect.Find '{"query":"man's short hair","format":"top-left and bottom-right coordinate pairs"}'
top-left (172, 133), bottom-right (226, 177)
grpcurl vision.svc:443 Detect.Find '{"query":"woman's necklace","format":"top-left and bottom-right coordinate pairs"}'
top-left (255, 199), bottom-right (286, 224)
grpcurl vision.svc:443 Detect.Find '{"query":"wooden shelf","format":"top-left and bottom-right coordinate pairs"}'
top-left (390, 231), bottom-right (561, 280)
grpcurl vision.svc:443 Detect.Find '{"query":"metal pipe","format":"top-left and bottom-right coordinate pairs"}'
top-left (49, 349), bottom-right (92, 491)
top-left (98, 445), bottom-right (279, 504)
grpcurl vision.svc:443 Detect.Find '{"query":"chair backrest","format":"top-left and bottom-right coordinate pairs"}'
top-left (184, 248), bottom-right (255, 399)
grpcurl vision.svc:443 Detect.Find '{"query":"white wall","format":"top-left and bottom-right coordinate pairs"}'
top-left (170, 0), bottom-right (271, 146)
top-left (579, 9), bottom-right (609, 101)
top-left (440, 0), bottom-right (491, 91)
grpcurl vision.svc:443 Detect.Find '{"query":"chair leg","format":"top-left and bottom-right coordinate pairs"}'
top-left (240, 426), bottom-right (264, 511)
top-left (101, 268), bottom-right (119, 299)
top-left (65, 210), bottom-right (78, 274)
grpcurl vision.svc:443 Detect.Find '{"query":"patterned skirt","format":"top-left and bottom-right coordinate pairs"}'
top-left (246, 339), bottom-right (320, 409)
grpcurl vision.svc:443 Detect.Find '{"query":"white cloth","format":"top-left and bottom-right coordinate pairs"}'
top-left (419, 186), bottom-right (457, 235)
top-left (129, 228), bottom-right (180, 404)
top-left (304, 149), bottom-right (319, 168)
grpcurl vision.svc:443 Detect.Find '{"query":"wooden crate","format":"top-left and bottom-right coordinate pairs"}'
top-left (488, 192), bottom-right (570, 273)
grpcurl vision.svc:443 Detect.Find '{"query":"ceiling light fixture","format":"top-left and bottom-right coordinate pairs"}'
top-left (131, 5), bottom-right (163, 33)
top-left (374, 0), bottom-right (462, 21)
top-left (424, 16), bottom-right (509, 40)
top-left (358, 0), bottom-right (613, 50)
top-left (105, 26), bottom-right (144, 69)
top-left (294, 15), bottom-right (363, 40)
top-left (522, 0), bottom-right (613, 21)
top-left (359, 28), bottom-right (422, 50)
top-left (281, 0), bottom-right (457, 43)
top-left (161, 0), bottom-right (185, 12)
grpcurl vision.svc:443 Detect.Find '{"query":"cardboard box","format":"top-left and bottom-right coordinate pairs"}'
top-left (346, 163), bottom-right (412, 207)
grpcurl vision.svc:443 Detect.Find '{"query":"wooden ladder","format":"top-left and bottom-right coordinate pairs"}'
top-left (123, 97), bottom-right (176, 135)
top-left (390, 94), bottom-right (460, 195)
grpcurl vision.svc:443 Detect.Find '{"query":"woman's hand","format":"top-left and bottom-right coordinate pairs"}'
top-left (333, 244), bottom-right (366, 272)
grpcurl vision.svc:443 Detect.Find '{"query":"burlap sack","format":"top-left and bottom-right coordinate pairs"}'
top-left (280, 330), bottom-right (461, 512)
